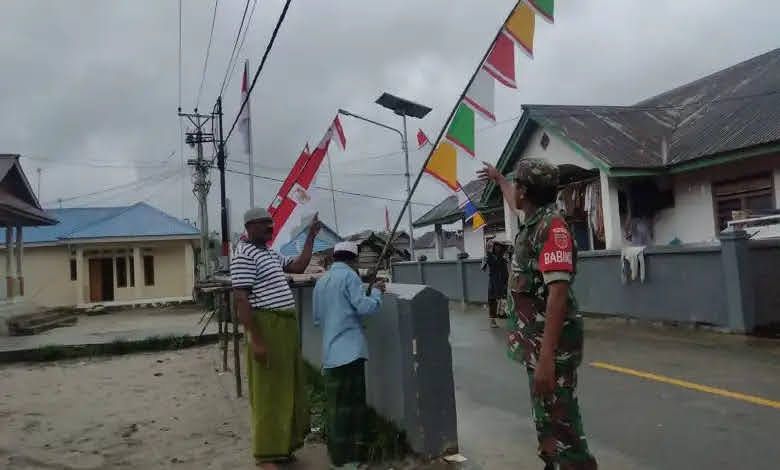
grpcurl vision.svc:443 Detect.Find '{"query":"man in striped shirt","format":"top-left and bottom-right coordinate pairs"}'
top-left (231, 207), bottom-right (320, 468)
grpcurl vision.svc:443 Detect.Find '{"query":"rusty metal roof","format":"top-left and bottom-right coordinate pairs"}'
top-left (413, 179), bottom-right (488, 227)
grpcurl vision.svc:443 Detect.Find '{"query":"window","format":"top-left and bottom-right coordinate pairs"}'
top-left (143, 255), bottom-right (155, 286)
top-left (129, 256), bottom-right (135, 287)
top-left (69, 259), bottom-right (77, 281)
top-left (713, 174), bottom-right (774, 231)
top-left (116, 257), bottom-right (127, 288)
top-left (540, 133), bottom-right (550, 150)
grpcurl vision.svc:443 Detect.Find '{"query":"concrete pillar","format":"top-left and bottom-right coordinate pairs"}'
top-left (184, 242), bottom-right (195, 298)
top-left (773, 168), bottom-right (780, 208)
top-left (5, 225), bottom-right (14, 299)
top-left (15, 226), bottom-right (23, 297)
top-left (720, 228), bottom-right (756, 333)
top-left (417, 261), bottom-right (426, 285)
top-left (75, 247), bottom-right (85, 305)
top-left (133, 246), bottom-right (143, 300)
top-left (600, 171), bottom-right (623, 250)
top-left (503, 198), bottom-right (520, 240)
top-left (434, 224), bottom-right (444, 260)
top-left (456, 258), bottom-right (466, 303)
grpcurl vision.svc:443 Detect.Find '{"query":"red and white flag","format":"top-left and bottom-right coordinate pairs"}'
top-left (417, 129), bottom-right (430, 149)
top-left (331, 116), bottom-right (347, 150)
top-left (238, 60), bottom-right (253, 154)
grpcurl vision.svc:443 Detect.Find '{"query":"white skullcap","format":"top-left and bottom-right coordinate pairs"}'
top-left (333, 241), bottom-right (359, 256)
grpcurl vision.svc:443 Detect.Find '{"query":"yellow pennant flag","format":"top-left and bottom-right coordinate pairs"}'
top-left (505, 2), bottom-right (535, 58)
top-left (472, 211), bottom-right (486, 230)
top-left (424, 142), bottom-right (459, 191)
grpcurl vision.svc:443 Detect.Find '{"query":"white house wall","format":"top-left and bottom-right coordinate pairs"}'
top-left (654, 179), bottom-right (717, 245)
top-left (463, 225), bottom-right (485, 259)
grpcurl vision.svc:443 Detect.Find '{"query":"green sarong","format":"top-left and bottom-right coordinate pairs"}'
top-left (323, 359), bottom-right (367, 466)
top-left (246, 308), bottom-right (309, 463)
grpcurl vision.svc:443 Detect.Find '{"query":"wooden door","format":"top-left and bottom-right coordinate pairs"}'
top-left (89, 259), bottom-right (103, 302)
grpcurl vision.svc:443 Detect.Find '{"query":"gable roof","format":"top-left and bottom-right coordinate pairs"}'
top-left (16, 202), bottom-right (198, 244)
top-left (0, 154), bottom-right (58, 226)
top-left (278, 215), bottom-right (342, 257)
top-left (413, 179), bottom-right (489, 228)
top-left (489, 47), bottom-right (780, 189)
top-left (414, 229), bottom-right (463, 250)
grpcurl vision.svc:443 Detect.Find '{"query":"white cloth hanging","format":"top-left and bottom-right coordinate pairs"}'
top-left (620, 246), bottom-right (646, 283)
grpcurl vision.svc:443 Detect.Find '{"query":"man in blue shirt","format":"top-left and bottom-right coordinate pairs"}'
top-left (313, 241), bottom-right (385, 469)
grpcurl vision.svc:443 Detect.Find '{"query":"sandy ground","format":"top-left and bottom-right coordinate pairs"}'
top-left (0, 344), bottom-right (330, 470)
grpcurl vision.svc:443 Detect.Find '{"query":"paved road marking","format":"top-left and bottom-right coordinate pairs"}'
top-left (590, 361), bottom-right (780, 410)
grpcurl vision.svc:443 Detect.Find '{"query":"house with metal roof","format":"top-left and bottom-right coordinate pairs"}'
top-left (1, 202), bottom-right (200, 308)
top-left (480, 47), bottom-right (780, 248)
top-left (412, 178), bottom-right (505, 259)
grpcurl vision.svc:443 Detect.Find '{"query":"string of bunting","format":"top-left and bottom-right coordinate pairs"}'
top-left (423, 0), bottom-right (555, 231)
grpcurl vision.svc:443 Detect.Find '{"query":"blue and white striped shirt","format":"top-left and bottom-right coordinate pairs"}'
top-left (230, 241), bottom-right (295, 310)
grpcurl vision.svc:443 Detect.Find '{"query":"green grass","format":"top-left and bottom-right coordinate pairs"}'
top-left (304, 361), bottom-right (410, 463)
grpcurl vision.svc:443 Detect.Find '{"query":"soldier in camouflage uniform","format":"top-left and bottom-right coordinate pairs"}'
top-left (479, 158), bottom-right (597, 470)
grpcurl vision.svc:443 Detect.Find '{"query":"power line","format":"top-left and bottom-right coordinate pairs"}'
top-left (220, 0), bottom-right (257, 97)
top-left (43, 169), bottom-right (180, 206)
top-left (196, 0), bottom-right (220, 109)
top-left (223, 167), bottom-right (436, 207)
top-left (342, 172), bottom-right (405, 177)
top-left (225, 0), bottom-right (293, 144)
top-left (22, 154), bottom-right (174, 169)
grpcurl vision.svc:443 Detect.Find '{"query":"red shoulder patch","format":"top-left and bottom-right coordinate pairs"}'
top-left (538, 218), bottom-right (573, 273)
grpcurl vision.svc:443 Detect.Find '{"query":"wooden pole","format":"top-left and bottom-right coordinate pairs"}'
top-left (368, 1), bottom-right (523, 287)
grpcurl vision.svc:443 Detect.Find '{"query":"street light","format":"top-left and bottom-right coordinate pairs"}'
top-left (338, 93), bottom-right (432, 259)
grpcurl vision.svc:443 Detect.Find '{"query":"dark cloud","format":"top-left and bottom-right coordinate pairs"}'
top-left (2, 0), bottom-right (777, 238)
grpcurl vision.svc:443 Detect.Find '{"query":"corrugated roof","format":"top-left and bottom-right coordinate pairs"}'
top-left (13, 203), bottom-right (198, 244)
top-left (413, 179), bottom-right (487, 227)
top-left (278, 216), bottom-right (342, 257)
top-left (519, 48), bottom-right (780, 170)
top-left (0, 154), bottom-right (58, 226)
top-left (414, 229), bottom-right (463, 249)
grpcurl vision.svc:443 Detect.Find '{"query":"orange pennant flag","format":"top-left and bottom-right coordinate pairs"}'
top-left (424, 142), bottom-right (459, 191)
top-left (505, 2), bottom-right (535, 58)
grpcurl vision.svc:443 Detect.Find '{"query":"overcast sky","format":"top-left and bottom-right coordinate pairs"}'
top-left (2, 0), bottom-right (778, 240)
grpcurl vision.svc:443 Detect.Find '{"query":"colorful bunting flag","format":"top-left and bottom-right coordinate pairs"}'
top-left (446, 103), bottom-right (476, 157)
top-left (505, 3), bottom-right (535, 58)
top-left (417, 129), bottom-right (430, 148)
top-left (526, 0), bottom-right (554, 23)
top-left (456, 183), bottom-right (486, 231)
top-left (483, 32), bottom-right (517, 89)
top-left (424, 142), bottom-right (459, 191)
top-left (464, 69), bottom-right (496, 122)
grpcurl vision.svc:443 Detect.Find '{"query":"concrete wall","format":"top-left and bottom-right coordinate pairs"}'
top-left (655, 179), bottom-right (717, 245)
top-left (415, 246), bottom-right (461, 261)
top-left (393, 239), bottom-right (775, 332)
top-left (293, 282), bottom-right (458, 458)
top-left (748, 239), bottom-right (780, 328)
top-left (2, 239), bottom-right (196, 308)
top-left (575, 247), bottom-right (727, 325)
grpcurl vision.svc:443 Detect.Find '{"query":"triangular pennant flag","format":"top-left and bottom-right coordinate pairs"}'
top-left (526, 0), bottom-right (554, 23)
top-left (446, 103), bottom-right (476, 157)
top-left (483, 32), bottom-right (517, 89)
top-left (417, 129), bottom-right (430, 149)
top-left (464, 69), bottom-right (496, 122)
top-left (331, 116), bottom-right (347, 150)
top-left (471, 211), bottom-right (487, 230)
top-left (505, 3), bottom-right (535, 58)
top-left (424, 142), bottom-right (459, 191)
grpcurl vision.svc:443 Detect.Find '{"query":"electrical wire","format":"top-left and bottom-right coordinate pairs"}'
top-left (196, 0), bottom-right (220, 110)
top-left (225, 0), bottom-right (293, 144)
top-left (43, 169), bottom-right (181, 206)
top-left (22, 154), bottom-right (175, 169)
top-left (223, 167), bottom-right (436, 206)
top-left (218, 0), bottom-right (253, 97)
top-left (220, 0), bottom-right (258, 97)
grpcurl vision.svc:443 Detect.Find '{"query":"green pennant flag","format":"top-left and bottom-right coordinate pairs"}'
top-left (446, 103), bottom-right (475, 157)
top-left (528, 0), bottom-right (554, 23)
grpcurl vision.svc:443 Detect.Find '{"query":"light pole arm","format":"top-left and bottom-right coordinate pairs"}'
top-left (338, 109), bottom-right (404, 142)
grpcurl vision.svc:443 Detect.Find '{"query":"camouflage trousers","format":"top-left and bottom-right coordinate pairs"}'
top-left (526, 363), bottom-right (598, 469)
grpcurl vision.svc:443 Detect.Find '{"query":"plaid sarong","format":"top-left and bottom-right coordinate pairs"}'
top-left (323, 359), bottom-right (367, 466)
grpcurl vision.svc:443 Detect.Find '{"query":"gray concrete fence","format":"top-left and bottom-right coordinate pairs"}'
top-left (391, 230), bottom-right (780, 333)
top-left (292, 282), bottom-right (459, 459)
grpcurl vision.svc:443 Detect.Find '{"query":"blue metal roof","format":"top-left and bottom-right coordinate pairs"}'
top-left (10, 203), bottom-right (199, 244)
top-left (278, 221), bottom-right (342, 257)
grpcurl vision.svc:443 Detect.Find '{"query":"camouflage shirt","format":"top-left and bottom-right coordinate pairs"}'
top-left (506, 204), bottom-right (583, 368)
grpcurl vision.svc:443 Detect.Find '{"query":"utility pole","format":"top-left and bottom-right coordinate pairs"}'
top-left (179, 107), bottom-right (216, 281)
top-left (36, 168), bottom-right (41, 200)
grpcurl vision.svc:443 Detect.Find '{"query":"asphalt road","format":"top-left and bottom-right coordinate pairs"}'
top-left (449, 304), bottom-right (780, 469)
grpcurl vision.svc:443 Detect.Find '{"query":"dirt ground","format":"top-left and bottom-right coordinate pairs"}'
top-left (0, 345), bottom-right (331, 470)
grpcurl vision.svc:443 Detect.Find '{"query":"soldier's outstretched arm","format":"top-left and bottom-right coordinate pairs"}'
top-left (478, 162), bottom-right (517, 211)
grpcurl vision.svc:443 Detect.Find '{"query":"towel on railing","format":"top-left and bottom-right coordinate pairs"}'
top-left (621, 246), bottom-right (646, 283)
